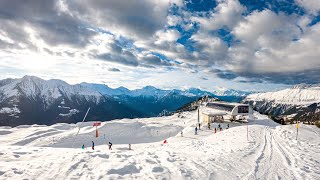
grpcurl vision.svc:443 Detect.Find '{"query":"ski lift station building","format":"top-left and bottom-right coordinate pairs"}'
top-left (201, 102), bottom-right (253, 123)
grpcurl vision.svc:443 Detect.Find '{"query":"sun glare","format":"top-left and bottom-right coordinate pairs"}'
top-left (21, 54), bottom-right (55, 71)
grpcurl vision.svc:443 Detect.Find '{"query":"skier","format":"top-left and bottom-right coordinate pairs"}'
top-left (220, 127), bottom-right (222, 131)
top-left (195, 127), bottom-right (198, 135)
top-left (82, 144), bottom-right (85, 150)
top-left (108, 142), bottom-right (112, 150)
top-left (208, 123), bottom-right (211, 130)
top-left (214, 127), bottom-right (217, 133)
top-left (163, 139), bottom-right (167, 144)
top-left (129, 144), bottom-right (131, 150)
top-left (227, 124), bottom-right (230, 129)
top-left (91, 141), bottom-right (95, 150)
top-left (218, 124), bottom-right (221, 129)
top-left (181, 131), bottom-right (183, 137)
top-left (198, 123), bottom-right (201, 130)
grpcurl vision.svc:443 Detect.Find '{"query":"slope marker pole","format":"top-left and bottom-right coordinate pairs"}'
top-left (296, 122), bottom-right (299, 140)
top-left (72, 107), bottom-right (90, 148)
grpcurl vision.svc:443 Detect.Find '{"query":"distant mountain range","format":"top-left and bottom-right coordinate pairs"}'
top-left (244, 84), bottom-right (320, 123)
top-left (0, 76), bottom-right (251, 126)
top-left (80, 83), bottom-right (251, 117)
top-left (79, 83), bottom-right (251, 98)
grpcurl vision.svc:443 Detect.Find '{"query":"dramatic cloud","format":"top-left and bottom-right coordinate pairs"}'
top-left (67, 0), bottom-right (182, 40)
top-left (0, 0), bottom-right (320, 90)
top-left (0, 0), bottom-right (96, 50)
top-left (226, 10), bottom-right (320, 83)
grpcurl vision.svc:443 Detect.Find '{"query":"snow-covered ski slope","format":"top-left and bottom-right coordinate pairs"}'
top-left (0, 112), bottom-right (319, 180)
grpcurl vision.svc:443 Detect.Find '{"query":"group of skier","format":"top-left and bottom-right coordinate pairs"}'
top-left (82, 141), bottom-right (113, 150)
top-left (194, 123), bottom-right (230, 135)
top-left (81, 122), bottom-right (231, 150)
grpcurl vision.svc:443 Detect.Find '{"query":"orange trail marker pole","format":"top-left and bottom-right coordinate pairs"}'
top-left (296, 123), bottom-right (299, 140)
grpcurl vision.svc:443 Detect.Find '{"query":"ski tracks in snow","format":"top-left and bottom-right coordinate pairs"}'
top-left (248, 126), bottom-right (303, 180)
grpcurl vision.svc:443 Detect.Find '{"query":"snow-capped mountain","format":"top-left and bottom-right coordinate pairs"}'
top-left (80, 83), bottom-right (250, 101)
top-left (215, 89), bottom-right (252, 97)
top-left (79, 83), bottom-right (131, 96)
top-left (0, 76), bottom-right (103, 105)
top-left (246, 84), bottom-right (320, 104)
top-left (0, 76), bottom-right (141, 126)
top-left (244, 84), bottom-right (320, 122)
top-left (80, 83), bottom-right (250, 116)
top-left (80, 84), bottom-right (198, 98)
top-left (0, 76), bottom-right (252, 126)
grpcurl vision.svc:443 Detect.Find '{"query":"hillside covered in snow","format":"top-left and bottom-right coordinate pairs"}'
top-left (244, 85), bottom-right (320, 122)
top-left (0, 76), bottom-right (251, 126)
top-left (0, 111), bottom-right (319, 179)
top-left (0, 76), bottom-right (142, 126)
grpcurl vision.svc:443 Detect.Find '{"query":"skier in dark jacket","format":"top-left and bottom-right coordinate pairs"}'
top-left (195, 127), bottom-right (198, 135)
top-left (92, 141), bottom-right (95, 150)
top-left (108, 142), bottom-right (112, 150)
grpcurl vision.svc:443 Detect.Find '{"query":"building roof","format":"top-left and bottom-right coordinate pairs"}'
top-left (202, 111), bottom-right (227, 116)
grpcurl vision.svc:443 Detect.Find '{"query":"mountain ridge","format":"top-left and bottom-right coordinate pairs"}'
top-left (244, 85), bottom-right (320, 123)
top-left (0, 75), bottom-right (252, 126)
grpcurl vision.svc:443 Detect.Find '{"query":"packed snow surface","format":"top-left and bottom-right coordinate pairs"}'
top-left (246, 86), bottom-right (320, 105)
top-left (0, 111), bottom-right (319, 180)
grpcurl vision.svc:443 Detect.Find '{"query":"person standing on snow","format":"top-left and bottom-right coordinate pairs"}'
top-left (227, 124), bottom-right (230, 129)
top-left (129, 144), bottom-right (131, 150)
top-left (181, 131), bottom-right (183, 137)
top-left (198, 123), bottom-right (201, 130)
top-left (92, 141), bottom-right (95, 150)
top-left (195, 127), bottom-right (198, 135)
top-left (108, 142), bottom-right (112, 150)
top-left (82, 144), bottom-right (85, 150)
top-left (214, 127), bottom-right (217, 133)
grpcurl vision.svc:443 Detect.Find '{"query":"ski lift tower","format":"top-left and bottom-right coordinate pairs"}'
top-left (197, 98), bottom-right (204, 125)
top-left (197, 95), bottom-right (209, 125)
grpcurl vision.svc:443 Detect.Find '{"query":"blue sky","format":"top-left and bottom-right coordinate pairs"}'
top-left (0, 0), bottom-right (319, 92)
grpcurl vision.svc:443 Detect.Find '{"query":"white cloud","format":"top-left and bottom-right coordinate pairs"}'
top-left (155, 29), bottom-right (181, 45)
top-left (295, 0), bottom-right (320, 15)
top-left (191, 32), bottom-right (228, 64)
top-left (232, 10), bottom-right (294, 46)
top-left (167, 15), bottom-right (183, 26)
top-left (68, 0), bottom-right (183, 41)
top-left (228, 10), bottom-right (320, 77)
top-left (192, 0), bottom-right (245, 31)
